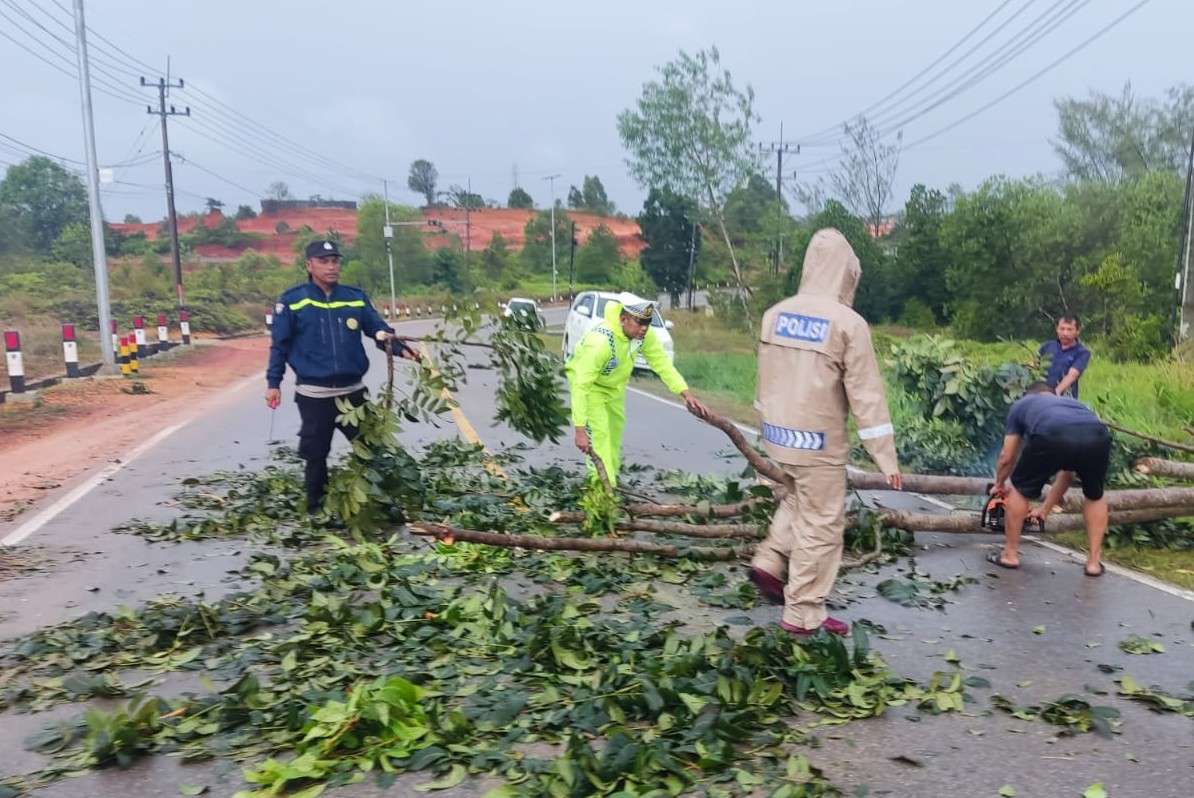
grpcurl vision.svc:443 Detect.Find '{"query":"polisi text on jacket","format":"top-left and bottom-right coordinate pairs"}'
top-left (775, 312), bottom-right (830, 343)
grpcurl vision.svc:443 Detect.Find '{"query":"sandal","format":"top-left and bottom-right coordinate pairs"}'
top-left (986, 550), bottom-right (1020, 570)
top-left (1084, 562), bottom-right (1106, 577)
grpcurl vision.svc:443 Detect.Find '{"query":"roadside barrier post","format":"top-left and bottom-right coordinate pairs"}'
top-left (265, 307), bottom-right (273, 330)
top-left (382, 305), bottom-right (390, 320)
top-left (4, 330), bottom-right (25, 393)
top-left (62, 324), bottom-right (80, 378)
top-left (133, 316), bottom-right (151, 357)
top-left (110, 319), bottom-right (119, 357)
top-left (128, 333), bottom-right (139, 374)
top-left (157, 313), bottom-right (170, 352)
top-left (179, 310), bottom-right (191, 345)
top-left (119, 336), bottom-right (130, 376)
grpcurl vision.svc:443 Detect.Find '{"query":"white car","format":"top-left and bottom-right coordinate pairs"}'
top-left (501, 297), bottom-right (545, 330)
top-left (562, 291), bottom-right (675, 373)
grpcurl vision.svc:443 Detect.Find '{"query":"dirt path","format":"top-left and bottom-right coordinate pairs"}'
top-left (0, 337), bottom-right (268, 524)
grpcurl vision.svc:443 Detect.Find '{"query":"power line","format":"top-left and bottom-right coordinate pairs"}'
top-left (796, 0), bottom-right (1020, 143)
top-left (173, 152), bottom-right (261, 196)
top-left (0, 129), bottom-right (84, 164)
top-left (46, 0), bottom-right (162, 77)
top-left (903, 0), bottom-right (1155, 151)
top-left (3, 0), bottom-right (141, 80)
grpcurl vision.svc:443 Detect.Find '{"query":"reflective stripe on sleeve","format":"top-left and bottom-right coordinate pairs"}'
top-left (288, 298), bottom-right (366, 311)
top-left (858, 422), bottom-right (894, 440)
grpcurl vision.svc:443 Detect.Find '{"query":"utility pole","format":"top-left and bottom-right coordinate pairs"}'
top-left (686, 217), bottom-right (698, 311)
top-left (141, 73), bottom-right (189, 310)
top-left (568, 221), bottom-right (577, 300)
top-left (1178, 124), bottom-right (1194, 342)
top-left (382, 179), bottom-right (397, 316)
top-left (759, 123), bottom-right (797, 275)
top-left (544, 174), bottom-right (561, 300)
top-left (71, 0), bottom-right (114, 372)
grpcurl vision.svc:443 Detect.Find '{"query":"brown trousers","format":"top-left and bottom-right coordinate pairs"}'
top-left (751, 464), bottom-right (847, 628)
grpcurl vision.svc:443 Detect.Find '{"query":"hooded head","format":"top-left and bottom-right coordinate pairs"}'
top-left (797, 228), bottom-right (860, 306)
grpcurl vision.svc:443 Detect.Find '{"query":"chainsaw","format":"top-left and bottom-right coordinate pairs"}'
top-left (981, 484), bottom-right (1045, 533)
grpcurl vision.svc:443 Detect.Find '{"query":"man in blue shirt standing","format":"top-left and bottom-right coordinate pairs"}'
top-left (1038, 315), bottom-right (1091, 398)
top-left (989, 382), bottom-right (1111, 576)
top-left (265, 239), bottom-right (421, 517)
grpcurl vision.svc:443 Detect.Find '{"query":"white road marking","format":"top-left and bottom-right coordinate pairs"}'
top-left (628, 386), bottom-right (1193, 601)
top-left (2, 422), bottom-right (184, 546)
top-left (1027, 535), bottom-right (1194, 603)
top-left (2, 372), bottom-right (263, 547)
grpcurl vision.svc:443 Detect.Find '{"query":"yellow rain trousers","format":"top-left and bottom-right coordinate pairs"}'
top-left (565, 300), bottom-right (688, 485)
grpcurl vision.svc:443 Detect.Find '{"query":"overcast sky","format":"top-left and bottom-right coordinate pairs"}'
top-left (1, 0), bottom-right (1187, 222)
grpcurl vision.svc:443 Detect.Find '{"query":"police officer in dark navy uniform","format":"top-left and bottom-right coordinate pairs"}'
top-left (265, 239), bottom-right (421, 516)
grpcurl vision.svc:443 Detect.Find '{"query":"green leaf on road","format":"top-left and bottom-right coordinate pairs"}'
top-left (1032, 625), bottom-right (1046, 635)
top-left (1083, 784), bottom-right (1107, 798)
top-left (999, 786), bottom-right (1017, 797)
top-left (1118, 634), bottom-right (1164, 655)
top-left (179, 786), bottom-right (208, 796)
top-left (416, 764), bottom-right (466, 792)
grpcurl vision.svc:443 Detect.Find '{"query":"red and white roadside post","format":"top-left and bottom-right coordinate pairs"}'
top-left (110, 319), bottom-right (119, 357)
top-left (4, 331), bottom-right (25, 393)
top-left (179, 310), bottom-right (191, 345)
top-left (133, 316), bottom-right (151, 357)
top-left (265, 307), bottom-right (273, 330)
top-left (62, 324), bottom-right (80, 378)
top-left (157, 313), bottom-right (170, 352)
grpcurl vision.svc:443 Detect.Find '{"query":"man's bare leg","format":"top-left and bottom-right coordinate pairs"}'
top-left (1000, 488), bottom-right (1031, 566)
top-left (1082, 497), bottom-right (1108, 574)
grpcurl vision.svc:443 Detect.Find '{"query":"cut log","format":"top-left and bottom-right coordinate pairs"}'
top-left (549, 498), bottom-right (764, 524)
top-left (700, 410), bottom-right (790, 487)
top-left (408, 522), bottom-right (752, 560)
top-left (1059, 486), bottom-right (1194, 513)
top-left (847, 471), bottom-right (989, 495)
top-left (1105, 422), bottom-right (1194, 454)
top-left (617, 519), bottom-right (762, 539)
top-left (1135, 458), bottom-right (1194, 481)
top-left (880, 506), bottom-right (1194, 534)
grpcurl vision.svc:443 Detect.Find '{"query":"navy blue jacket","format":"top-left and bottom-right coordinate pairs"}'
top-left (267, 282), bottom-right (397, 389)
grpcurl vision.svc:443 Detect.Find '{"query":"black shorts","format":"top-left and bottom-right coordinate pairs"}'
top-left (1011, 425), bottom-right (1111, 501)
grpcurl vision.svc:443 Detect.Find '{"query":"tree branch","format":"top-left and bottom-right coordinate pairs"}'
top-left (879, 506), bottom-right (1194, 534)
top-left (699, 410), bottom-right (790, 486)
top-left (549, 498), bottom-right (764, 524)
top-left (1134, 458), bottom-right (1194, 481)
top-left (408, 522), bottom-right (753, 560)
top-left (1107, 422), bottom-right (1194, 454)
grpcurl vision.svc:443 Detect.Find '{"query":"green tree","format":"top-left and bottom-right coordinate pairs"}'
top-left (568, 175), bottom-right (615, 215)
top-left (1053, 82), bottom-right (1194, 182)
top-left (267, 181), bottom-right (291, 200)
top-left (407, 159), bottom-right (438, 207)
top-left (520, 209), bottom-right (572, 275)
top-left (798, 118), bottom-right (901, 232)
top-left (724, 173), bottom-right (784, 235)
top-left (204, 197), bottom-right (224, 213)
top-left (446, 184), bottom-right (484, 210)
top-left (574, 224), bottom-right (621, 283)
top-left (639, 188), bottom-right (699, 305)
top-left (354, 197), bottom-right (432, 286)
top-left (796, 201), bottom-right (895, 323)
top-left (894, 184), bottom-right (950, 323)
top-left (0, 156), bottom-right (88, 252)
top-left (50, 222), bottom-right (94, 268)
top-left (235, 204), bottom-right (257, 220)
top-left (617, 46), bottom-right (759, 298)
top-left (567, 185), bottom-right (584, 209)
top-left (507, 187), bottom-right (534, 209)
top-left (0, 203), bottom-right (31, 254)
top-left (123, 213), bottom-right (142, 224)
top-left (480, 232), bottom-right (511, 283)
top-left (432, 247), bottom-right (469, 294)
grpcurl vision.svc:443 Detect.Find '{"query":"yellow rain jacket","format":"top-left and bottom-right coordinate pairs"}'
top-left (565, 298), bottom-right (688, 484)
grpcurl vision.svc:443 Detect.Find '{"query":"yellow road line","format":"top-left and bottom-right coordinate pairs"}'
top-left (417, 342), bottom-right (507, 479)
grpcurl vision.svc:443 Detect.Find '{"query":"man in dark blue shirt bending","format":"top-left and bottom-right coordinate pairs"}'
top-left (1038, 315), bottom-right (1091, 398)
top-left (989, 382), bottom-right (1111, 576)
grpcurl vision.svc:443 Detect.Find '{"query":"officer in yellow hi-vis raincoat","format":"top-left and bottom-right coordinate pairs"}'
top-left (565, 293), bottom-right (709, 485)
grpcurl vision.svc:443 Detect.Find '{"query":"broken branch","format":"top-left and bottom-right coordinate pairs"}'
top-left (700, 410), bottom-right (790, 486)
top-left (408, 522), bottom-right (753, 560)
top-left (549, 498), bottom-right (764, 524)
top-left (879, 506), bottom-right (1194, 534)
top-left (1134, 458), bottom-right (1194, 481)
top-left (1105, 422), bottom-right (1194, 454)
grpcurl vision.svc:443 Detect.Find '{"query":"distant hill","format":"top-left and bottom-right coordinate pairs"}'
top-left (110, 205), bottom-right (644, 262)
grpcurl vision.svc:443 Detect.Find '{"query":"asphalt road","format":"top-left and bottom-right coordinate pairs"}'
top-left (2, 307), bottom-right (1193, 797)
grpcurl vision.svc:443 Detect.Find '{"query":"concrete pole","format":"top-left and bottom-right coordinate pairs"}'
top-left (71, 0), bottom-right (115, 372)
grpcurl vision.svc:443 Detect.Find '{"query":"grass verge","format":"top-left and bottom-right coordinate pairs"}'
top-left (1053, 531), bottom-right (1194, 591)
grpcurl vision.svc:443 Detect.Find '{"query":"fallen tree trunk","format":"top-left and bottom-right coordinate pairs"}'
top-left (550, 498), bottom-right (764, 524)
top-left (1105, 422), bottom-right (1194, 454)
top-left (1059, 486), bottom-right (1194, 513)
top-left (1135, 458), bottom-right (1194, 481)
top-left (847, 471), bottom-right (989, 495)
top-left (617, 519), bottom-right (762, 539)
top-left (880, 506), bottom-right (1194, 534)
top-left (700, 411), bottom-right (790, 487)
top-left (408, 522), bottom-right (752, 560)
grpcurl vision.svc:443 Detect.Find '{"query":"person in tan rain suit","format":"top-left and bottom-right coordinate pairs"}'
top-left (749, 228), bottom-right (902, 637)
